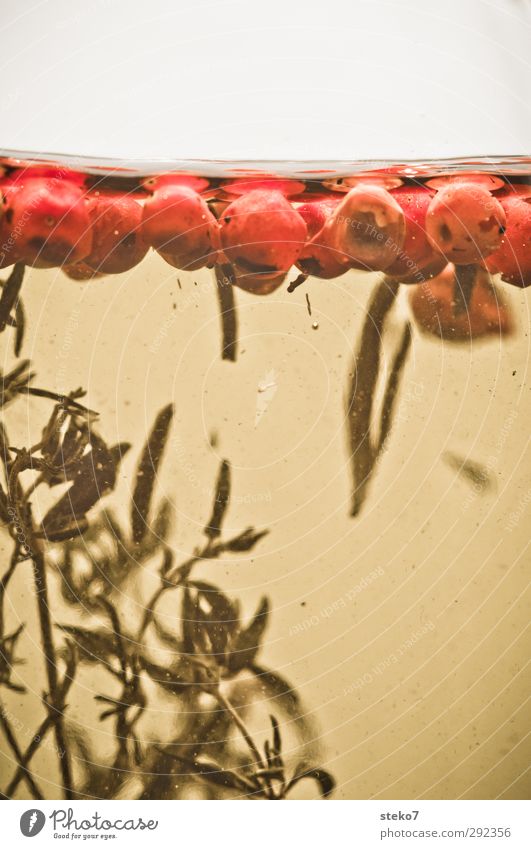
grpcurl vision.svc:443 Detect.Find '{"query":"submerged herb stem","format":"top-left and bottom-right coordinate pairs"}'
top-left (215, 264), bottom-right (238, 361)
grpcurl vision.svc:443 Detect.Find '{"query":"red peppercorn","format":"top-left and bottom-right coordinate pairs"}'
top-left (425, 183), bottom-right (506, 265)
top-left (409, 264), bottom-right (513, 341)
top-left (220, 177), bottom-right (306, 198)
top-left (62, 262), bottom-right (105, 282)
top-left (296, 198), bottom-right (350, 279)
top-left (0, 178), bottom-right (92, 267)
top-left (4, 165), bottom-right (87, 190)
top-left (385, 186), bottom-right (446, 282)
top-left (82, 191), bottom-right (147, 274)
top-left (297, 198), bottom-right (339, 239)
top-left (496, 183), bottom-right (531, 200)
top-left (325, 185), bottom-right (406, 271)
top-left (142, 173), bottom-right (210, 194)
top-left (323, 174), bottom-right (403, 193)
top-left (220, 189), bottom-right (307, 276)
top-left (0, 178), bottom-right (23, 267)
top-left (485, 193), bottom-right (531, 287)
top-left (233, 269), bottom-right (287, 295)
top-left (142, 184), bottom-right (219, 270)
top-left (426, 173), bottom-right (504, 192)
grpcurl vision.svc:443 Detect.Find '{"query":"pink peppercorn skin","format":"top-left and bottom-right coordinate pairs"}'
top-left (220, 190), bottom-right (307, 276)
top-left (409, 264), bottom-right (513, 341)
top-left (297, 198), bottom-right (340, 239)
top-left (324, 185), bottom-right (406, 271)
top-left (485, 194), bottom-right (531, 288)
top-left (220, 177), bottom-right (306, 198)
top-left (142, 184), bottom-right (220, 270)
top-left (426, 173), bottom-right (504, 192)
top-left (425, 183), bottom-right (506, 265)
top-left (233, 269), bottom-right (287, 295)
top-left (62, 261), bottom-right (105, 282)
top-left (0, 179), bottom-right (23, 267)
top-left (296, 198), bottom-right (350, 279)
top-left (82, 192), bottom-right (148, 274)
top-left (142, 173), bottom-right (210, 194)
top-left (1, 178), bottom-right (92, 268)
top-left (386, 186), bottom-right (446, 281)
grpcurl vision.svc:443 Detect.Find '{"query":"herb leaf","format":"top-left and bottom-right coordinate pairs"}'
top-left (346, 277), bottom-right (399, 516)
top-left (229, 596), bottom-right (270, 672)
top-left (0, 263), bottom-right (25, 334)
top-left (131, 403), bottom-right (174, 544)
top-left (204, 459), bottom-right (231, 540)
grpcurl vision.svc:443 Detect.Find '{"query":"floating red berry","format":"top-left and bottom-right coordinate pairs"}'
top-left (233, 269), bottom-right (287, 295)
top-left (485, 194), bottom-right (531, 287)
top-left (325, 185), bottom-right (406, 271)
top-left (323, 174), bottom-right (402, 193)
top-left (1, 178), bottom-right (92, 267)
top-left (220, 177), bottom-right (306, 198)
top-left (496, 183), bottom-right (531, 200)
top-left (386, 186), bottom-right (446, 282)
top-left (296, 198), bottom-right (349, 279)
top-left (82, 191), bottom-right (147, 274)
top-left (426, 173), bottom-right (504, 192)
top-left (142, 184), bottom-right (219, 270)
top-left (297, 198), bottom-right (339, 239)
top-left (409, 264), bottom-right (513, 341)
top-left (142, 173), bottom-right (210, 194)
top-left (62, 261), bottom-right (105, 281)
top-left (220, 189), bottom-right (307, 276)
top-left (4, 165), bottom-right (87, 190)
top-left (425, 183), bottom-right (506, 265)
top-left (0, 178), bottom-right (24, 267)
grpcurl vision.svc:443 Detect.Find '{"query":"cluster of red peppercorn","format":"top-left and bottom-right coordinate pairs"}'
top-left (0, 163), bottom-right (529, 340)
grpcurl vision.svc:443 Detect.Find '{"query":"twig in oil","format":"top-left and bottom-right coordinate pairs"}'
top-left (8, 453), bottom-right (74, 799)
top-left (0, 701), bottom-right (44, 799)
top-left (215, 264), bottom-right (238, 361)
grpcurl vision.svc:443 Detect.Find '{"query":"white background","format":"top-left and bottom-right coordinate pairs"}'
top-left (0, 0), bottom-right (529, 161)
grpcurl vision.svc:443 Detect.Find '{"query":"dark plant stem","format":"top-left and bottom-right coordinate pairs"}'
top-left (31, 546), bottom-right (74, 799)
top-left (214, 264), bottom-right (238, 361)
top-left (137, 541), bottom-right (221, 640)
top-left (0, 701), bottom-right (44, 799)
top-left (0, 547), bottom-right (19, 636)
top-left (5, 714), bottom-right (54, 797)
top-left (8, 454), bottom-right (74, 799)
top-left (214, 689), bottom-right (265, 770)
top-left (213, 688), bottom-right (275, 798)
top-left (136, 552), bottom-right (200, 640)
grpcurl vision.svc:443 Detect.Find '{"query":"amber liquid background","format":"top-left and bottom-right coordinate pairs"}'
top-left (0, 252), bottom-right (529, 799)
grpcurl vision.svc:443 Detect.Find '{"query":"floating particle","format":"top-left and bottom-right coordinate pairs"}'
top-left (312, 321), bottom-right (319, 330)
top-left (443, 451), bottom-right (495, 492)
top-left (287, 272), bottom-right (308, 293)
